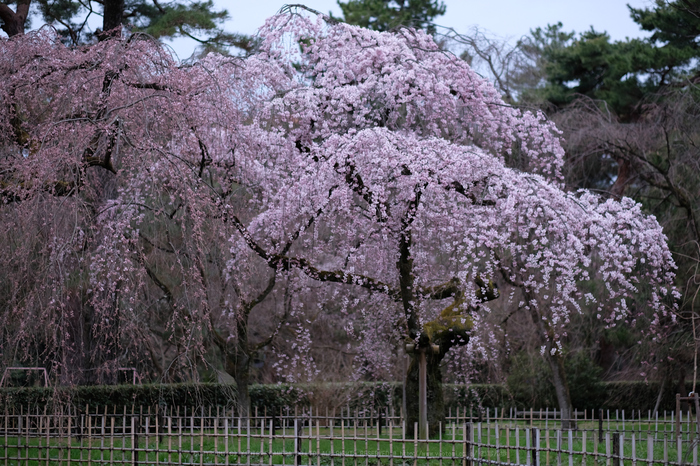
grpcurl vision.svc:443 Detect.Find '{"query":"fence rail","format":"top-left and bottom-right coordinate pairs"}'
top-left (2, 406), bottom-right (700, 465)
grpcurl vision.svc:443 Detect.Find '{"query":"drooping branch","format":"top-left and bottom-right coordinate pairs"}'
top-left (417, 274), bottom-right (499, 302)
top-left (251, 284), bottom-right (293, 352)
top-left (446, 179), bottom-right (496, 206)
top-left (277, 185), bottom-right (339, 256)
top-left (227, 211), bottom-right (401, 300)
top-left (144, 264), bottom-right (174, 303)
top-left (474, 274), bottom-right (500, 302)
top-left (197, 136), bottom-right (212, 178)
top-left (0, 179), bottom-right (77, 203)
top-left (82, 137), bottom-right (118, 173)
top-left (242, 271), bottom-right (277, 314)
top-left (139, 232), bottom-right (177, 254)
top-left (276, 254), bottom-right (401, 298)
top-left (0, 116), bottom-right (121, 201)
top-left (418, 277), bottom-right (461, 300)
top-left (336, 158), bottom-right (389, 222)
top-left (639, 169), bottom-right (700, 244)
top-left (82, 117), bottom-right (122, 174)
top-left (124, 82), bottom-right (174, 92)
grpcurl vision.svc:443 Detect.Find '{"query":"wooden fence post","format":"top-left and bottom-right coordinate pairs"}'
top-left (464, 423), bottom-right (472, 466)
top-left (294, 419), bottom-right (301, 466)
top-left (531, 427), bottom-right (538, 466)
top-left (612, 433), bottom-right (620, 466)
top-left (677, 394), bottom-right (682, 439)
top-left (131, 416), bottom-right (137, 466)
top-left (67, 408), bottom-right (72, 466)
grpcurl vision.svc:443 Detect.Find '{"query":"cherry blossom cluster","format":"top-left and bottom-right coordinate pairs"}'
top-left (0, 9), bottom-right (678, 384)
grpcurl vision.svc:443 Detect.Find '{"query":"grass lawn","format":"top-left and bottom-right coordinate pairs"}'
top-left (1, 419), bottom-right (697, 465)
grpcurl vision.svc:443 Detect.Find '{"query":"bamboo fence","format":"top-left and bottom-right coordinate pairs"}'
top-left (2, 405), bottom-right (700, 465)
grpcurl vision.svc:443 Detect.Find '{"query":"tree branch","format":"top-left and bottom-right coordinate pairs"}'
top-left (417, 274), bottom-right (499, 302)
top-left (227, 211), bottom-right (401, 300)
top-left (144, 264), bottom-right (174, 303)
top-left (336, 158), bottom-right (389, 222)
top-left (397, 185), bottom-right (424, 337)
top-left (242, 271), bottom-right (277, 314)
top-left (0, 0), bottom-right (30, 37)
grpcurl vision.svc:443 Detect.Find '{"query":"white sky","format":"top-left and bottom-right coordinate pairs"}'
top-left (167, 0), bottom-right (656, 59)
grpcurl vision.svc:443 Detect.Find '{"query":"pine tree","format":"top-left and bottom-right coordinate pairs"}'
top-left (1, 0), bottom-right (252, 53)
top-left (336, 0), bottom-right (445, 34)
top-left (531, 0), bottom-right (700, 120)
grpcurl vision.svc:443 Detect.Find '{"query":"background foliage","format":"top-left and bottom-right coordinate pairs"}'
top-left (0, 381), bottom-right (679, 413)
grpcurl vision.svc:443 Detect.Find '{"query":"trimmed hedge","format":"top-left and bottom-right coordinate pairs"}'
top-left (603, 381), bottom-right (677, 412)
top-left (0, 383), bottom-right (238, 412)
top-left (0, 380), bottom-right (676, 413)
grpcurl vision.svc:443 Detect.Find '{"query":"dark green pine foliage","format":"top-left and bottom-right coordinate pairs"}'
top-left (33, 0), bottom-right (253, 53)
top-left (630, 0), bottom-right (700, 61)
top-left (336, 0), bottom-right (445, 34)
top-left (512, 23), bottom-right (575, 106)
top-left (534, 0), bottom-right (700, 120)
top-left (540, 31), bottom-right (649, 120)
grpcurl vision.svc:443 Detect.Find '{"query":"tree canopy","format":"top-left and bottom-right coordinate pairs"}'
top-left (520, 1), bottom-right (700, 120)
top-left (336, 0), bottom-right (445, 33)
top-left (1, 5), bottom-right (679, 428)
top-left (0, 0), bottom-right (252, 53)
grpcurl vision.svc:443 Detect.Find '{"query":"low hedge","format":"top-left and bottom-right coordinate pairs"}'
top-left (0, 383), bottom-right (237, 412)
top-left (0, 380), bottom-right (676, 414)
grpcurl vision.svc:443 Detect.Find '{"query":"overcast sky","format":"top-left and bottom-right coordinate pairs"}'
top-left (167, 0), bottom-right (656, 59)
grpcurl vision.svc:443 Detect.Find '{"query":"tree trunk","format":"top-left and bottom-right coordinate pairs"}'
top-left (529, 302), bottom-right (575, 429)
top-left (225, 349), bottom-right (251, 418)
top-left (545, 351), bottom-right (575, 429)
top-left (404, 351), bottom-right (446, 437)
top-left (653, 377), bottom-right (667, 415)
top-left (101, 0), bottom-right (124, 37)
top-left (679, 366), bottom-right (689, 413)
top-left (610, 157), bottom-right (631, 198)
top-left (0, 0), bottom-right (30, 37)
top-left (236, 367), bottom-right (251, 418)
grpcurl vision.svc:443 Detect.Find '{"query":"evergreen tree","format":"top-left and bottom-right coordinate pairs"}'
top-left (630, 0), bottom-right (700, 61)
top-left (0, 0), bottom-right (30, 36)
top-left (1, 0), bottom-right (252, 53)
top-left (531, 0), bottom-right (700, 120)
top-left (537, 30), bottom-right (648, 119)
top-left (337, 0), bottom-right (445, 34)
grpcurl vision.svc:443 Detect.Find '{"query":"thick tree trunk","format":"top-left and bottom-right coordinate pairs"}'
top-left (404, 351), bottom-right (446, 437)
top-left (610, 157), bottom-right (631, 198)
top-left (0, 0), bottom-right (30, 37)
top-left (225, 348), bottom-right (251, 418)
top-left (235, 367), bottom-right (251, 418)
top-left (101, 0), bottom-right (124, 38)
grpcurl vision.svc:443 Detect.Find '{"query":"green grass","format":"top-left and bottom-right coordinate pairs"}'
top-left (1, 420), bottom-right (698, 465)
